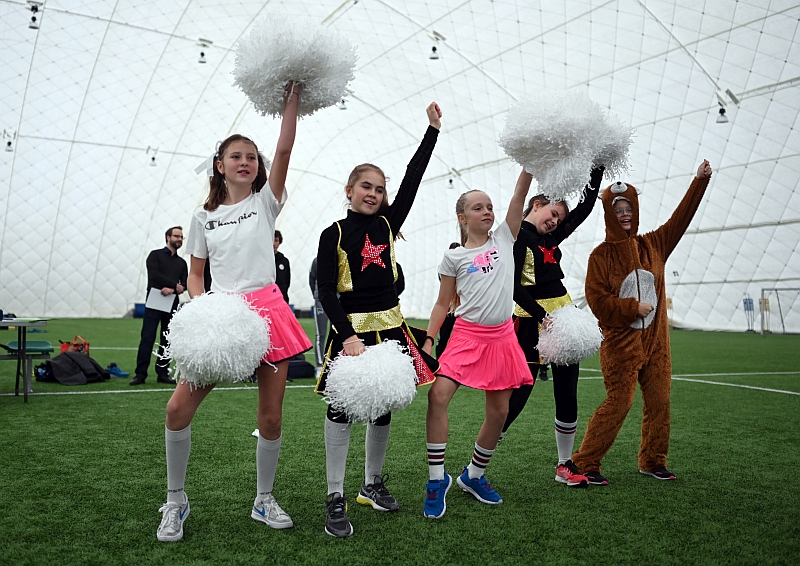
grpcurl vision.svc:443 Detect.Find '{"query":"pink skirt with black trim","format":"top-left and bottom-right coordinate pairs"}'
top-left (437, 317), bottom-right (532, 391)
top-left (243, 284), bottom-right (312, 364)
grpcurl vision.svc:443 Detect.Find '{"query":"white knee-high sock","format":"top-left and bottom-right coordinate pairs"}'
top-left (166, 424), bottom-right (191, 504)
top-left (427, 442), bottom-right (446, 481)
top-left (364, 423), bottom-right (391, 484)
top-left (325, 418), bottom-right (351, 495)
top-left (554, 419), bottom-right (578, 464)
top-left (256, 433), bottom-right (281, 498)
top-left (467, 442), bottom-right (495, 479)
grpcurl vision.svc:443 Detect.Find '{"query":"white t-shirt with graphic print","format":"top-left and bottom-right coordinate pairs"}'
top-left (185, 189), bottom-right (286, 294)
top-left (438, 220), bottom-right (516, 327)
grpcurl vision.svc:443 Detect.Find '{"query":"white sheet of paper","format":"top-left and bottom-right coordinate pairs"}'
top-left (145, 288), bottom-right (176, 313)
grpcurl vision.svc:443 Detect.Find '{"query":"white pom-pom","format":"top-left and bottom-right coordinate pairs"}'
top-left (324, 340), bottom-right (418, 423)
top-left (164, 293), bottom-right (270, 387)
top-left (499, 91), bottom-right (606, 201)
top-left (233, 16), bottom-right (357, 118)
top-left (537, 305), bottom-right (603, 365)
top-left (593, 110), bottom-right (633, 179)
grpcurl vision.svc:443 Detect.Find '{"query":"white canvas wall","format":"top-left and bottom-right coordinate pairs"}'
top-left (1, 0), bottom-right (798, 332)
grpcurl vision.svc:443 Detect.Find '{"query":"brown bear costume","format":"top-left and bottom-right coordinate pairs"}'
top-left (572, 163), bottom-right (711, 479)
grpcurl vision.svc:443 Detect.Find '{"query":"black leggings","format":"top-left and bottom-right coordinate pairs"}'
top-left (502, 362), bottom-right (580, 432)
top-left (326, 406), bottom-right (392, 426)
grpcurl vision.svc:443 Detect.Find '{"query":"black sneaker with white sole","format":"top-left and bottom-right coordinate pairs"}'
top-left (584, 470), bottom-right (609, 486)
top-left (639, 467), bottom-right (676, 480)
top-left (356, 473), bottom-right (399, 512)
top-left (324, 492), bottom-right (353, 538)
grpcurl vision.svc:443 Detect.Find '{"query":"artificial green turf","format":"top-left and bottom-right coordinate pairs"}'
top-left (1, 321), bottom-right (798, 565)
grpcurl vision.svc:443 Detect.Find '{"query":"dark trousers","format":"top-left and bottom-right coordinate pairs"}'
top-left (312, 301), bottom-right (329, 368)
top-left (135, 307), bottom-right (173, 380)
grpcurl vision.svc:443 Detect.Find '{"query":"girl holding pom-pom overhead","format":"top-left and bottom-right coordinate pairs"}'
top-left (315, 102), bottom-right (443, 538)
top-left (500, 165), bottom-right (605, 489)
top-left (155, 83), bottom-right (312, 543)
top-left (420, 170), bottom-right (533, 519)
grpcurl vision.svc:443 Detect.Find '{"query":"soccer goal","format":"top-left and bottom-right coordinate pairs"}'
top-left (760, 288), bottom-right (800, 336)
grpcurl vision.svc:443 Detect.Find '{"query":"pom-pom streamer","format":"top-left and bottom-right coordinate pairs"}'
top-left (324, 340), bottom-right (418, 423)
top-left (537, 305), bottom-right (603, 365)
top-left (499, 91), bottom-right (632, 201)
top-left (164, 293), bottom-right (270, 387)
top-left (233, 16), bottom-right (357, 118)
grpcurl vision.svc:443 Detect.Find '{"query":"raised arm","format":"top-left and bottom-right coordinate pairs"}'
top-left (268, 82), bottom-right (302, 202)
top-left (422, 275), bottom-right (457, 355)
top-left (552, 166), bottom-right (604, 243)
top-left (647, 160), bottom-right (712, 259)
top-left (386, 102), bottom-right (442, 234)
top-left (506, 170), bottom-right (533, 239)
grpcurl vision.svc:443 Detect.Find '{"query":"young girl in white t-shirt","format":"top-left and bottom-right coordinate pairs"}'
top-left (420, 170), bottom-right (533, 519)
top-left (155, 83), bottom-right (312, 542)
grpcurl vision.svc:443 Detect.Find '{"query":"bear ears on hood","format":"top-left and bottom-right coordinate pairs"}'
top-left (600, 181), bottom-right (640, 241)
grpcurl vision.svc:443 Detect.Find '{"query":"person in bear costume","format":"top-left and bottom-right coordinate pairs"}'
top-left (571, 160), bottom-right (712, 485)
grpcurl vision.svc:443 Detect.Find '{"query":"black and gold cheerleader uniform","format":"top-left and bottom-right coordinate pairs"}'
top-left (503, 166), bottom-right (604, 433)
top-left (315, 125), bottom-right (440, 424)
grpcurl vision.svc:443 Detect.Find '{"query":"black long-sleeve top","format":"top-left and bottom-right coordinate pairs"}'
top-left (513, 167), bottom-right (603, 322)
top-left (317, 125), bottom-right (439, 338)
top-left (146, 247), bottom-right (188, 295)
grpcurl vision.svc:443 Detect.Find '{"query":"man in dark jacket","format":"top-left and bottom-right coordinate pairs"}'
top-left (130, 226), bottom-right (188, 386)
top-left (274, 230), bottom-right (291, 304)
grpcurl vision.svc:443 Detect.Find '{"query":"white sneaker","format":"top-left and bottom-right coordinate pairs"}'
top-left (157, 495), bottom-right (190, 542)
top-left (251, 493), bottom-right (293, 529)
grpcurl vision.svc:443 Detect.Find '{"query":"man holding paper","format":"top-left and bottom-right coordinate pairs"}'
top-left (130, 227), bottom-right (188, 386)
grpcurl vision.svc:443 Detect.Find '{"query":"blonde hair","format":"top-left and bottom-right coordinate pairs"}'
top-left (454, 190), bottom-right (485, 245)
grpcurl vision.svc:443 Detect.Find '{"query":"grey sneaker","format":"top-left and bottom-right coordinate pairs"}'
top-left (356, 473), bottom-right (399, 511)
top-left (251, 493), bottom-right (293, 529)
top-left (324, 492), bottom-right (353, 538)
top-left (156, 495), bottom-right (190, 542)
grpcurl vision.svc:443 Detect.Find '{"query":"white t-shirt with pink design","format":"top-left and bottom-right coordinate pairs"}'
top-left (438, 220), bottom-right (516, 326)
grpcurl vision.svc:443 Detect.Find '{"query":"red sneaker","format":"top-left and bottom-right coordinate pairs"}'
top-left (555, 460), bottom-right (589, 488)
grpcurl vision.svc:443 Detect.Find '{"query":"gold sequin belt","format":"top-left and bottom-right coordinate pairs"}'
top-left (514, 293), bottom-right (573, 318)
top-left (347, 304), bottom-right (404, 333)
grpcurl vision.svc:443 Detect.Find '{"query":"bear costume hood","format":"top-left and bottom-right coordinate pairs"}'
top-left (601, 181), bottom-right (639, 242)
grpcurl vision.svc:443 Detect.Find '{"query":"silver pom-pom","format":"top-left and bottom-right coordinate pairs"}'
top-left (324, 340), bottom-right (418, 423)
top-left (233, 16), bottom-right (357, 118)
top-left (499, 91), bottom-right (605, 201)
top-left (593, 110), bottom-right (633, 179)
top-left (164, 293), bottom-right (270, 387)
top-left (537, 305), bottom-right (603, 365)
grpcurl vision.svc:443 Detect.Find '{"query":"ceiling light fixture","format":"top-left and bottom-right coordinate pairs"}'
top-left (716, 102), bottom-right (729, 124)
top-left (27, 1), bottom-right (42, 30)
top-left (197, 38), bottom-right (212, 64)
top-left (5, 141), bottom-right (12, 153)
top-left (2, 129), bottom-right (15, 152)
top-left (337, 98), bottom-right (347, 110)
top-left (429, 45), bottom-right (439, 60)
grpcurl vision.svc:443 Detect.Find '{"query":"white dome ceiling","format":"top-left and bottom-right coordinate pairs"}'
top-left (1, 0), bottom-right (798, 332)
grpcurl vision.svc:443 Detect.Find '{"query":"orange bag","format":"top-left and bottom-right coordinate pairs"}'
top-left (60, 335), bottom-right (90, 355)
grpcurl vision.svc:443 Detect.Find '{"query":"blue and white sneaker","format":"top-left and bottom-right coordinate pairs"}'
top-left (457, 467), bottom-right (503, 504)
top-left (251, 493), bottom-right (293, 529)
top-left (156, 495), bottom-right (190, 542)
top-left (423, 473), bottom-right (452, 519)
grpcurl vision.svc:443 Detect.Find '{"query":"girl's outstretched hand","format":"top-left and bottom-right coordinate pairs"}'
top-left (427, 102), bottom-right (442, 130)
top-left (696, 159), bottom-right (712, 180)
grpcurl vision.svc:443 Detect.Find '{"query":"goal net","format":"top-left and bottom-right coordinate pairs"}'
top-left (760, 288), bottom-right (800, 335)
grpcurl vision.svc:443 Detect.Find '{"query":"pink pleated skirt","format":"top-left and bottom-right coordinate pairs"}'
top-left (437, 317), bottom-right (533, 391)
top-left (243, 284), bottom-right (312, 364)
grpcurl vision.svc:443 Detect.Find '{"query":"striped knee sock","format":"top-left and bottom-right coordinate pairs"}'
top-left (427, 442), bottom-right (446, 481)
top-left (554, 419), bottom-right (578, 465)
top-left (467, 443), bottom-right (494, 479)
